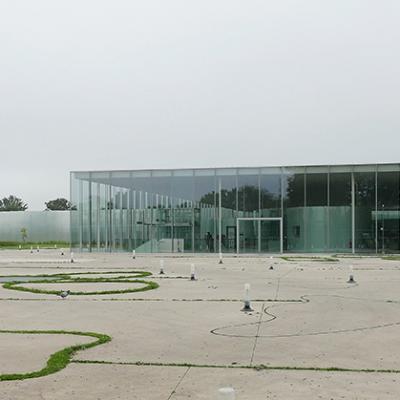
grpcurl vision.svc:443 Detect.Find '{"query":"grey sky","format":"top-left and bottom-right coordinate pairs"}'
top-left (1, 0), bottom-right (399, 210)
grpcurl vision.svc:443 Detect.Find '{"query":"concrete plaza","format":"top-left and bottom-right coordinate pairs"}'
top-left (0, 250), bottom-right (400, 399)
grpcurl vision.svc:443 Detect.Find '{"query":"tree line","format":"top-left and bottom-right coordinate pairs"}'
top-left (0, 196), bottom-right (74, 211)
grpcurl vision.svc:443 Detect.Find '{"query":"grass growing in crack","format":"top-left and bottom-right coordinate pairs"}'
top-left (72, 359), bottom-right (400, 374)
top-left (0, 330), bottom-right (111, 381)
top-left (2, 270), bottom-right (158, 296)
top-left (0, 298), bottom-right (303, 303)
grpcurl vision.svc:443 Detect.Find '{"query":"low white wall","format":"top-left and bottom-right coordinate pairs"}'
top-left (0, 211), bottom-right (70, 242)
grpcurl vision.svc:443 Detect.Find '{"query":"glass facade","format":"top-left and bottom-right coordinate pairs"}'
top-left (70, 164), bottom-right (400, 254)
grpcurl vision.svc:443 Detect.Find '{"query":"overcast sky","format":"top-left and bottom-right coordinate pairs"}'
top-left (1, 1), bottom-right (399, 210)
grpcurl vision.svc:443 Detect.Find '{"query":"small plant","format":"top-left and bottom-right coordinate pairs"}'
top-left (20, 227), bottom-right (28, 243)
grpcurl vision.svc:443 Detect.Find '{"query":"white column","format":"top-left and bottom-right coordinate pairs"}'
top-left (351, 171), bottom-right (355, 254)
top-left (218, 179), bottom-right (222, 255)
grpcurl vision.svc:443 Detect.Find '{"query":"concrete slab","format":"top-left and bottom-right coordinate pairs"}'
top-left (1, 250), bottom-right (400, 399)
top-left (1, 363), bottom-right (400, 399)
top-left (0, 333), bottom-right (91, 374)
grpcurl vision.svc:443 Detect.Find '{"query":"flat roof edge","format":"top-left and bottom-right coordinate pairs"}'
top-left (70, 162), bottom-right (400, 174)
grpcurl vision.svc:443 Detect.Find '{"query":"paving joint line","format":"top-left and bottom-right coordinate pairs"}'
top-left (274, 267), bottom-right (296, 300)
top-left (167, 366), bottom-right (191, 400)
top-left (250, 302), bottom-right (265, 366)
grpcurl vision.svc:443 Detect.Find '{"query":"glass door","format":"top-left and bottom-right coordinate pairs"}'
top-left (237, 217), bottom-right (282, 254)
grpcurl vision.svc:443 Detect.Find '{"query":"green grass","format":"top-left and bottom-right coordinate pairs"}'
top-left (332, 254), bottom-right (365, 258)
top-left (0, 330), bottom-right (111, 381)
top-left (0, 241), bottom-right (70, 250)
top-left (281, 256), bottom-right (339, 262)
top-left (2, 270), bottom-right (159, 296)
top-left (382, 256), bottom-right (400, 261)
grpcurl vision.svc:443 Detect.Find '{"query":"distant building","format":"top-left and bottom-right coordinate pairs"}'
top-left (70, 164), bottom-right (400, 254)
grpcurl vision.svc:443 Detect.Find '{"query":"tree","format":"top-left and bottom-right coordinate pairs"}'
top-left (0, 195), bottom-right (28, 211)
top-left (45, 198), bottom-right (74, 211)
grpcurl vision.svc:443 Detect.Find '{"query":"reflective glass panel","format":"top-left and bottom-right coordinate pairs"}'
top-left (354, 172), bottom-right (376, 252)
top-left (377, 169), bottom-right (400, 253)
top-left (329, 173), bottom-right (352, 252)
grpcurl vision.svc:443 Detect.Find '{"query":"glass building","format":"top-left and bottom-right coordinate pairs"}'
top-left (70, 164), bottom-right (400, 254)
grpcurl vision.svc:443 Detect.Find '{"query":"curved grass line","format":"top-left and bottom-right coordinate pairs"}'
top-left (66, 270), bottom-right (152, 278)
top-left (3, 279), bottom-right (159, 296)
top-left (0, 270), bottom-right (152, 280)
top-left (0, 330), bottom-right (111, 381)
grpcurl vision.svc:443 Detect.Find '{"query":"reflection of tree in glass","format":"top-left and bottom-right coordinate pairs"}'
top-left (238, 185), bottom-right (260, 211)
top-left (285, 175), bottom-right (304, 207)
top-left (355, 174), bottom-right (375, 206)
top-left (199, 186), bottom-right (277, 211)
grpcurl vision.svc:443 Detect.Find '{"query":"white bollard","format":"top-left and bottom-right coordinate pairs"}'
top-left (30, 246), bottom-right (33, 254)
top-left (219, 252), bottom-right (223, 264)
top-left (70, 252), bottom-right (74, 263)
top-left (348, 265), bottom-right (355, 283)
top-left (132, 249), bottom-right (136, 259)
top-left (54, 244), bottom-right (57, 249)
top-left (159, 259), bottom-right (165, 275)
top-left (190, 263), bottom-right (196, 281)
top-left (268, 257), bottom-right (274, 270)
top-left (241, 283), bottom-right (253, 312)
top-left (37, 245), bottom-right (40, 252)
top-left (219, 387), bottom-right (235, 400)
top-left (18, 245), bottom-right (21, 250)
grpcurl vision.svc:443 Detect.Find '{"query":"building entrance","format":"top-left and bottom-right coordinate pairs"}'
top-left (236, 217), bottom-right (283, 254)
